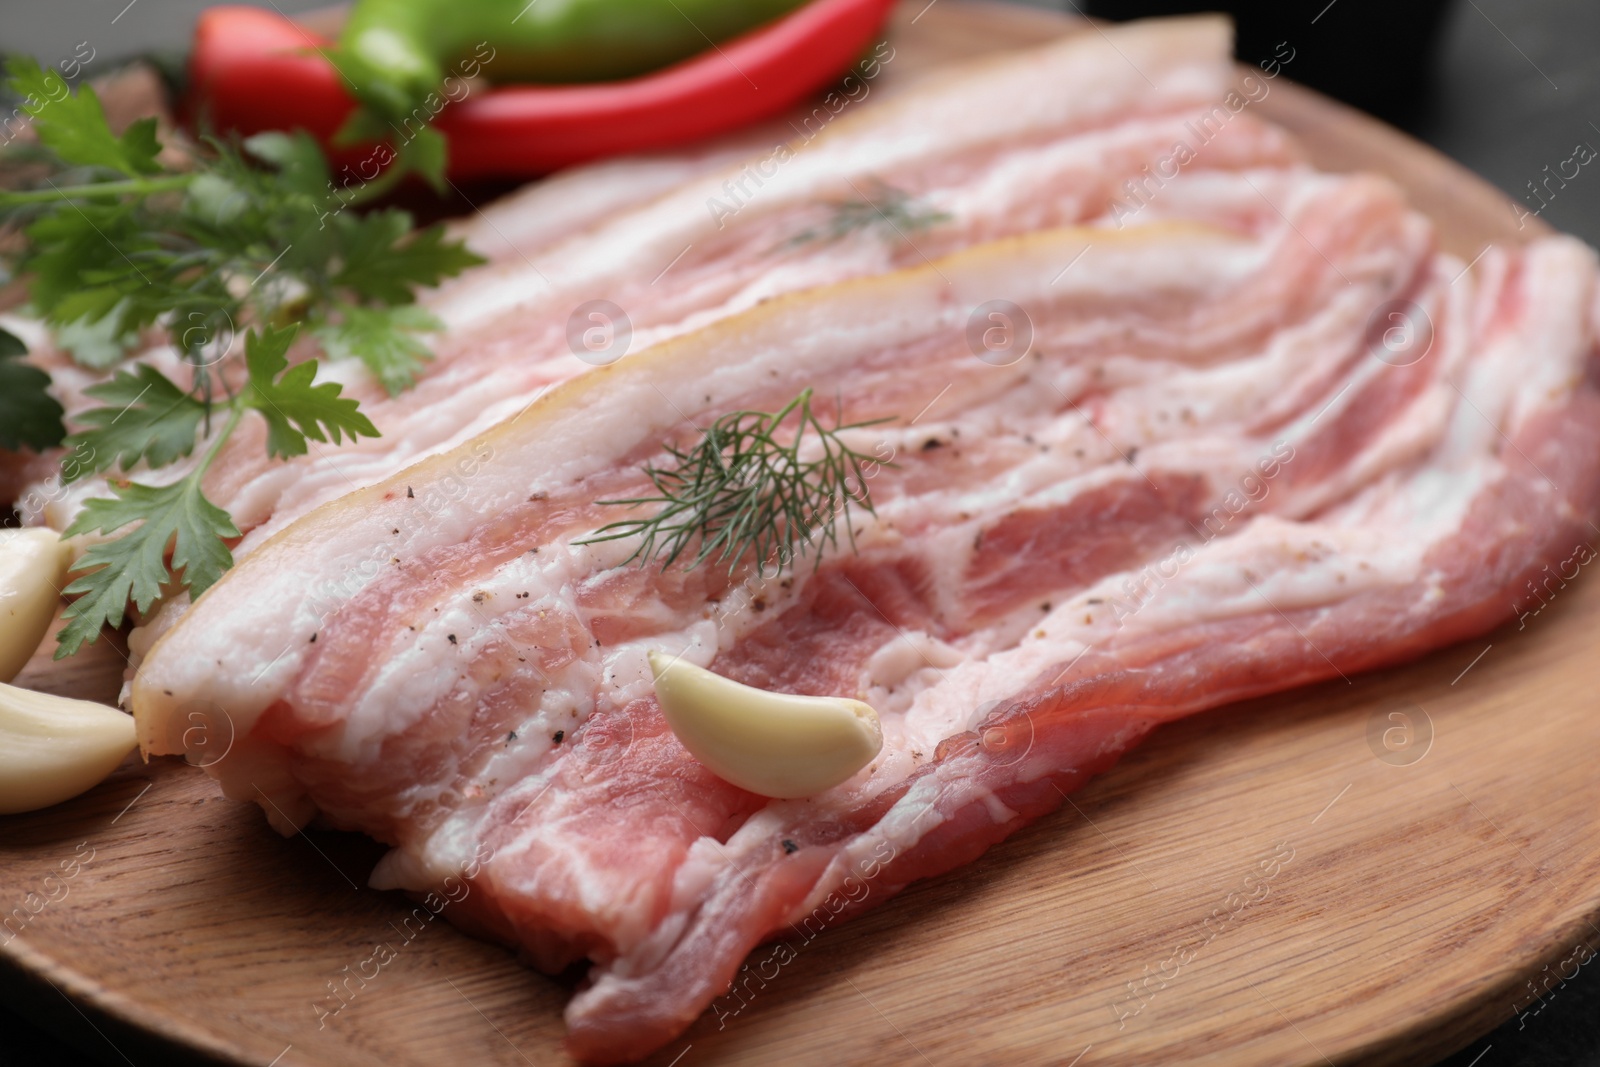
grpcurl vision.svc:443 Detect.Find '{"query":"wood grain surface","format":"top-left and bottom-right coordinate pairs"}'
top-left (1, 3), bottom-right (1586, 1066)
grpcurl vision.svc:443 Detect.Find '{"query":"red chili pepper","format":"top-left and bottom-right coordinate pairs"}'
top-left (183, 7), bottom-right (360, 166)
top-left (185, 0), bottom-right (897, 181)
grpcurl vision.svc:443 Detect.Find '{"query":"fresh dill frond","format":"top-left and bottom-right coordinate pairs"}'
top-left (786, 181), bottom-right (951, 248)
top-left (578, 388), bottom-right (894, 578)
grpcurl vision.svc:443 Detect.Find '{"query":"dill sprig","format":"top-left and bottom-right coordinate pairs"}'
top-left (578, 388), bottom-right (894, 577)
top-left (787, 181), bottom-right (951, 248)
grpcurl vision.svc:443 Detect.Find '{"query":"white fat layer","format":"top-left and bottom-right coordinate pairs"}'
top-left (440, 128), bottom-right (780, 263)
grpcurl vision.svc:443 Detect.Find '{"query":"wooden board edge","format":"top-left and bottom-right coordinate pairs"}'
top-left (0, 4), bottom-right (1582, 1067)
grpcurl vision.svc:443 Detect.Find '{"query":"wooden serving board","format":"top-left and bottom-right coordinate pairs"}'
top-left (1, 3), bottom-right (1585, 1066)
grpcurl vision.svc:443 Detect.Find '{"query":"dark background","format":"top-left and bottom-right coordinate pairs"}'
top-left (0, 0), bottom-right (1596, 1064)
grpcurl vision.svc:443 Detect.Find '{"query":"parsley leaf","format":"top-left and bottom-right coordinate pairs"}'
top-left (5, 57), bottom-right (161, 178)
top-left (333, 210), bottom-right (483, 304)
top-left (402, 127), bottom-right (449, 193)
top-left (62, 364), bottom-right (207, 480)
top-left (8, 131), bottom-right (483, 367)
top-left (315, 303), bottom-right (441, 396)
top-left (243, 324), bottom-right (380, 458)
top-left (241, 131), bottom-right (330, 199)
top-left (0, 327), bottom-right (66, 452)
top-left (58, 475), bottom-right (240, 657)
top-left (22, 202), bottom-right (159, 331)
top-left (53, 299), bottom-right (134, 369)
top-left (49, 325), bottom-right (377, 655)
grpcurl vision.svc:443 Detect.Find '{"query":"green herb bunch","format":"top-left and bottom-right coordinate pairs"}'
top-left (0, 57), bottom-right (485, 656)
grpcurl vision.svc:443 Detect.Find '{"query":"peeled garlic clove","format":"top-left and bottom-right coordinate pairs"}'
top-left (0, 528), bottom-right (69, 683)
top-left (0, 681), bottom-right (136, 815)
top-left (648, 651), bottom-right (882, 799)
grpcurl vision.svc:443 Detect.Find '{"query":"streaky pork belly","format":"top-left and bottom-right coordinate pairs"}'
top-left (131, 162), bottom-right (1600, 1061)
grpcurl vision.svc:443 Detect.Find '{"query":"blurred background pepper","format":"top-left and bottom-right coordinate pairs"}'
top-left (341, 0), bottom-right (812, 97)
top-left (181, 0), bottom-right (897, 181)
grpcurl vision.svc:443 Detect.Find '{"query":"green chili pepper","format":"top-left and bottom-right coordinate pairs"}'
top-left (338, 0), bottom-right (812, 116)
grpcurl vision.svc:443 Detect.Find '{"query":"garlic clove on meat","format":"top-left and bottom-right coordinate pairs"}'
top-left (648, 651), bottom-right (882, 799)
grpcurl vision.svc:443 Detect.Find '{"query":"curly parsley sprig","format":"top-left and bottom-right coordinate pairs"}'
top-left (2, 57), bottom-right (482, 388)
top-left (0, 56), bottom-right (485, 656)
top-left (54, 324), bottom-right (376, 657)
